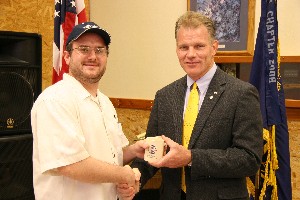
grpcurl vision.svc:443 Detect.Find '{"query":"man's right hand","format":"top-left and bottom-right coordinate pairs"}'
top-left (117, 166), bottom-right (141, 200)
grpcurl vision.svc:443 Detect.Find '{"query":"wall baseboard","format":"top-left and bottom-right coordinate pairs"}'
top-left (110, 98), bottom-right (153, 110)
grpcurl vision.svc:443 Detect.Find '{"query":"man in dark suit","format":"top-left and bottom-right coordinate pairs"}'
top-left (131, 11), bottom-right (263, 200)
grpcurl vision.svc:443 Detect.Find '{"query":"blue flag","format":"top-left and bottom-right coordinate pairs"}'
top-left (249, 0), bottom-right (292, 199)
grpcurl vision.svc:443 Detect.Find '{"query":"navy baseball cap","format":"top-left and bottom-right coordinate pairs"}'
top-left (66, 22), bottom-right (111, 47)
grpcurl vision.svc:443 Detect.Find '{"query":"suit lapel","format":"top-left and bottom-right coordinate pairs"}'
top-left (168, 76), bottom-right (186, 145)
top-left (189, 68), bottom-right (227, 148)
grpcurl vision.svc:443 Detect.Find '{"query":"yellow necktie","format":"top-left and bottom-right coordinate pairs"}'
top-left (182, 82), bottom-right (199, 192)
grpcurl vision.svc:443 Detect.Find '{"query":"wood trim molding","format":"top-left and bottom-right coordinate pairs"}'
top-left (110, 98), bottom-right (300, 121)
top-left (285, 107), bottom-right (300, 121)
top-left (215, 56), bottom-right (253, 63)
top-left (281, 56), bottom-right (300, 63)
top-left (214, 56), bottom-right (300, 63)
top-left (110, 98), bottom-right (153, 110)
top-left (285, 99), bottom-right (300, 121)
top-left (286, 99), bottom-right (300, 108)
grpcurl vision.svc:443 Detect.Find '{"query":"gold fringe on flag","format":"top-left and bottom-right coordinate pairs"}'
top-left (246, 177), bottom-right (255, 197)
top-left (246, 177), bottom-right (255, 196)
top-left (259, 126), bottom-right (278, 200)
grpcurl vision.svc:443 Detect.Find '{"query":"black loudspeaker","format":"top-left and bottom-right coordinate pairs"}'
top-left (0, 31), bottom-right (41, 199)
top-left (0, 31), bottom-right (42, 136)
top-left (0, 134), bottom-right (34, 200)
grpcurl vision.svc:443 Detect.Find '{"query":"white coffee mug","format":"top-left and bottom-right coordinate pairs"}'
top-left (144, 136), bottom-right (164, 162)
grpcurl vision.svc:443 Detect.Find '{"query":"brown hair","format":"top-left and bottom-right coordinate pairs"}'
top-left (175, 11), bottom-right (216, 42)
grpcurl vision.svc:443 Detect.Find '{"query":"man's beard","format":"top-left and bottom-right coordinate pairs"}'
top-left (69, 60), bottom-right (106, 84)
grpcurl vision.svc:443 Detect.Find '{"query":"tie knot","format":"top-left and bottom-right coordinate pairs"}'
top-left (191, 82), bottom-right (197, 91)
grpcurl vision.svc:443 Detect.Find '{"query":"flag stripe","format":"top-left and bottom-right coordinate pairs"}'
top-left (52, 0), bottom-right (87, 84)
top-left (75, 0), bottom-right (85, 13)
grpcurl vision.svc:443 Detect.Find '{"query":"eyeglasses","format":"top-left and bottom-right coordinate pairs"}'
top-left (72, 46), bottom-right (108, 56)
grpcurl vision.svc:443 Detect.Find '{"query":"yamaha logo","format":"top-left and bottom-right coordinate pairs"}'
top-left (6, 118), bottom-right (14, 128)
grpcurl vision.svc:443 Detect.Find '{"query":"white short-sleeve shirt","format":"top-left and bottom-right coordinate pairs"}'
top-left (31, 74), bottom-right (129, 200)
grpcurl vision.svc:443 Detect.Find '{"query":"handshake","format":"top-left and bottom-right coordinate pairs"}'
top-left (117, 136), bottom-right (165, 200)
top-left (117, 166), bottom-right (141, 200)
top-left (118, 135), bottom-right (191, 199)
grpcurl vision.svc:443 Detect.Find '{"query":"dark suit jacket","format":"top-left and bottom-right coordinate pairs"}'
top-left (132, 68), bottom-right (263, 200)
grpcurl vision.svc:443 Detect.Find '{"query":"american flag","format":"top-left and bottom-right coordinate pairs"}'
top-left (53, 0), bottom-right (87, 84)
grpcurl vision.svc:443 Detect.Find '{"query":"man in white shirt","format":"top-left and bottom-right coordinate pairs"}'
top-left (31, 22), bottom-right (147, 200)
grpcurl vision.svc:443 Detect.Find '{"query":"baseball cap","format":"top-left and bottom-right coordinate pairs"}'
top-left (66, 22), bottom-right (111, 47)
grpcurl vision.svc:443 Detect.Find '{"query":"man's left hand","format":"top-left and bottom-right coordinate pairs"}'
top-left (147, 135), bottom-right (191, 168)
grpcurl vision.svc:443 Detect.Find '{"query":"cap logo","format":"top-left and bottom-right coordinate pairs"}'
top-left (83, 24), bottom-right (99, 30)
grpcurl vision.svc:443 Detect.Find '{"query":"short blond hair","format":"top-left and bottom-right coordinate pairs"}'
top-left (175, 11), bottom-right (216, 41)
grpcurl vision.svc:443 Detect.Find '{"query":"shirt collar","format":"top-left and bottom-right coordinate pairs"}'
top-left (63, 73), bottom-right (95, 100)
top-left (186, 63), bottom-right (217, 93)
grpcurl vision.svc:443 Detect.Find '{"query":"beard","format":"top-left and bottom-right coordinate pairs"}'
top-left (69, 59), bottom-right (106, 84)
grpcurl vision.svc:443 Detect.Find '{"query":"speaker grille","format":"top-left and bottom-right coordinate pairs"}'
top-left (0, 134), bottom-right (34, 200)
top-left (0, 71), bottom-right (34, 135)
